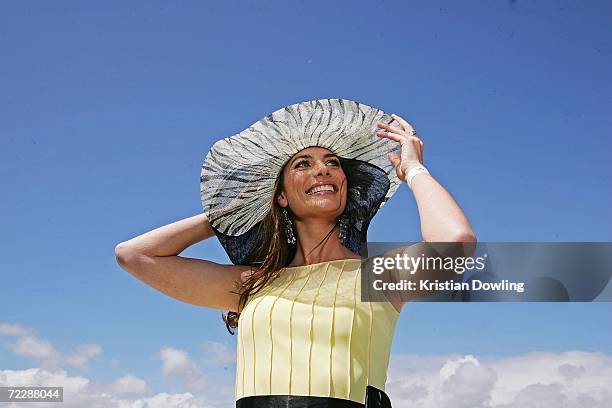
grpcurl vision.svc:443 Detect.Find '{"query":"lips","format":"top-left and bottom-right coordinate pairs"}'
top-left (306, 184), bottom-right (336, 195)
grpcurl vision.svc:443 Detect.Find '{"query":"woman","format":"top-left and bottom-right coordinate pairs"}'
top-left (115, 99), bottom-right (476, 407)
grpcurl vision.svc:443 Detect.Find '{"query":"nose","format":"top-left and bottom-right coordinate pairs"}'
top-left (313, 160), bottom-right (330, 176)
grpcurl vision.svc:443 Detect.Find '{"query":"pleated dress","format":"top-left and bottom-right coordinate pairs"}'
top-left (235, 258), bottom-right (399, 407)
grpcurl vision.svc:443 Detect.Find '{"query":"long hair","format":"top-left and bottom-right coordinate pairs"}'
top-left (222, 167), bottom-right (341, 334)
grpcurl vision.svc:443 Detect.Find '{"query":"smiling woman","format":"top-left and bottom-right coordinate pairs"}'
top-left (279, 148), bottom-right (348, 231)
top-left (116, 98), bottom-right (476, 407)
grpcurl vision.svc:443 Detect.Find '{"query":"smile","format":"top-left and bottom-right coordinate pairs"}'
top-left (306, 184), bottom-right (336, 195)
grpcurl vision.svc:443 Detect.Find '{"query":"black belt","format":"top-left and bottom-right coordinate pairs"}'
top-left (236, 385), bottom-right (392, 408)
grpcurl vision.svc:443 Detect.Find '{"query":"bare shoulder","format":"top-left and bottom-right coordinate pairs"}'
top-left (388, 299), bottom-right (405, 314)
top-left (360, 256), bottom-right (407, 315)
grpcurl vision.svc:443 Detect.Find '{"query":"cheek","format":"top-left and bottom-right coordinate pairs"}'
top-left (284, 173), bottom-right (307, 200)
top-left (337, 174), bottom-right (348, 191)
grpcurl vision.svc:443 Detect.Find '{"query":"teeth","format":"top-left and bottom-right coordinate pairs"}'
top-left (307, 184), bottom-right (335, 195)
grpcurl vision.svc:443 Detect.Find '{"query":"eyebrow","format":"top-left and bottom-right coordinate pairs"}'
top-left (290, 153), bottom-right (338, 165)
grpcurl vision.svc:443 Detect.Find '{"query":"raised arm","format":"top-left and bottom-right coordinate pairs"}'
top-left (378, 114), bottom-right (476, 243)
top-left (114, 213), bottom-right (250, 311)
top-left (375, 114), bottom-right (477, 310)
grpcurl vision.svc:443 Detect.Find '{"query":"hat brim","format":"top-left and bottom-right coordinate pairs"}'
top-left (200, 98), bottom-right (403, 265)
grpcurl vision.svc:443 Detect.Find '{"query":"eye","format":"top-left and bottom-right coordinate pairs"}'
top-left (327, 158), bottom-right (340, 166)
top-left (295, 160), bottom-right (310, 168)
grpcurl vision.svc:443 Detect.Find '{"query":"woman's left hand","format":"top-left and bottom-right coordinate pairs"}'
top-left (376, 113), bottom-right (424, 181)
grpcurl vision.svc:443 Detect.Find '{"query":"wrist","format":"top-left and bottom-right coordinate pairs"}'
top-left (403, 164), bottom-right (429, 190)
top-left (403, 161), bottom-right (424, 175)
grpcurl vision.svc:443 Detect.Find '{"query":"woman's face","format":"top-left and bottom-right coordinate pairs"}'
top-left (277, 147), bottom-right (348, 220)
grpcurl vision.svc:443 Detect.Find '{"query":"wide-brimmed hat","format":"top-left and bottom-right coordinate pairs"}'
top-left (200, 98), bottom-right (403, 266)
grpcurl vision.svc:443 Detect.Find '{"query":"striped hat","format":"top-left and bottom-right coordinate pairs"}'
top-left (200, 98), bottom-right (403, 265)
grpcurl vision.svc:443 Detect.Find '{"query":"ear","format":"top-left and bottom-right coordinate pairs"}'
top-left (277, 190), bottom-right (288, 208)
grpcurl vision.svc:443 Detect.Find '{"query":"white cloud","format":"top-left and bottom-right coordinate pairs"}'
top-left (130, 392), bottom-right (208, 408)
top-left (0, 368), bottom-right (221, 408)
top-left (159, 347), bottom-right (207, 390)
top-left (63, 343), bottom-right (103, 369)
top-left (6, 321), bottom-right (611, 407)
top-left (386, 351), bottom-right (612, 408)
top-left (0, 322), bottom-right (236, 406)
top-left (0, 367), bottom-right (90, 391)
top-left (201, 341), bottom-right (236, 365)
top-left (437, 355), bottom-right (498, 408)
top-left (13, 336), bottom-right (58, 361)
top-left (0, 321), bottom-right (234, 406)
top-left (1, 322), bottom-right (101, 370)
top-left (107, 374), bottom-right (150, 397)
top-left (0, 323), bottom-right (30, 337)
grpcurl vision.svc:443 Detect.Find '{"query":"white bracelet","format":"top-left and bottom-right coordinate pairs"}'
top-left (405, 165), bottom-right (429, 189)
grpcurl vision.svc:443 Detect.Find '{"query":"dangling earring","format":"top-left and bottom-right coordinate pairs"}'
top-left (282, 208), bottom-right (296, 244)
top-left (338, 214), bottom-right (348, 244)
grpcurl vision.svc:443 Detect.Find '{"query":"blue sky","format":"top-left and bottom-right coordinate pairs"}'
top-left (1, 0), bottom-right (611, 406)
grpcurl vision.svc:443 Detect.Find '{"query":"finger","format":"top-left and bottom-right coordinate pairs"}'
top-left (378, 129), bottom-right (405, 138)
top-left (391, 113), bottom-right (415, 132)
top-left (377, 132), bottom-right (405, 143)
top-left (387, 152), bottom-right (404, 179)
top-left (387, 152), bottom-right (401, 167)
top-left (377, 122), bottom-right (405, 133)
top-left (409, 136), bottom-right (423, 144)
top-left (416, 140), bottom-right (424, 162)
top-left (410, 137), bottom-right (424, 161)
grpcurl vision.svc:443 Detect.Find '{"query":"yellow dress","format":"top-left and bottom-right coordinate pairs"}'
top-left (235, 258), bottom-right (400, 405)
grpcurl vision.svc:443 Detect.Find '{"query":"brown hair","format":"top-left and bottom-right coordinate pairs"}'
top-left (221, 167), bottom-right (339, 335)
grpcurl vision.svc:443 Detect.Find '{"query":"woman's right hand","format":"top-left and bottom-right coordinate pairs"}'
top-left (116, 213), bottom-right (214, 258)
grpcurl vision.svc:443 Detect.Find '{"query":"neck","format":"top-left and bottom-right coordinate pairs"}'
top-left (289, 217), bottom-right (358, 266)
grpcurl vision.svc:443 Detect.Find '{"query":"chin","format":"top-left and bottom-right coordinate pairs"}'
top-left (307, 201), bottom-right (344, 216)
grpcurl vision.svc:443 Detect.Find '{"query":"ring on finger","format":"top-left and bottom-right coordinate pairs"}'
top-left (407, 130), bottom-right (423, 144)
